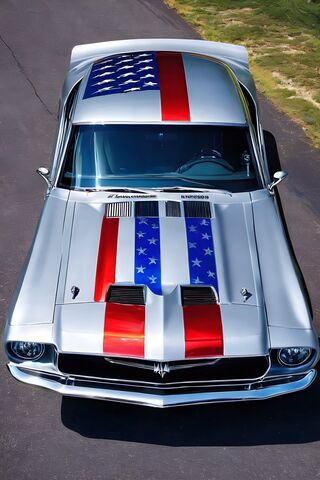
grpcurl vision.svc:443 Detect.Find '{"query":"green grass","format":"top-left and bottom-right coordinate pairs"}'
top-left (165, 0), bottom-right (320, 147)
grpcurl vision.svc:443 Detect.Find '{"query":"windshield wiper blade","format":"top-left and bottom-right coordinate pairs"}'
top-left (82, 187), bottom-right (154, 195)
top-left (153, 186), bottom-right (233, 196)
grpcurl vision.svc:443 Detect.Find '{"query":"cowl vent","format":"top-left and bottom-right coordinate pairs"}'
top-left (107, 286), bottom-right (145, 305)
top-left (181, 287), bottom-right (217, 306)
top-left (184, 201), bottom-right (211, 218)
top-left (166, 201), bottom-right (181, 217)
top-left (105, 202), bottom-right (132, 217)
top-left (135, 201), bottom-right (159, 217)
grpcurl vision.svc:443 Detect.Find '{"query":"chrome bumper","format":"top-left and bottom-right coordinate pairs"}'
top-left (7, 363), bottom-right (317, 407)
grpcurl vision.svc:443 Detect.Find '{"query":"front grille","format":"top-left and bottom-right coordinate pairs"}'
top-left (184, 201), bottom-right (211, 218)
top-left (135, 201), bottom-right (159, 217)
top-left (57, 355), bottom-right (269, 386)
top-left (107, 286), bottom-right (145, 305)
top-left (105, 202), bottom-right (132, 217)
top-left (181, 286), bottom-right (217, 305)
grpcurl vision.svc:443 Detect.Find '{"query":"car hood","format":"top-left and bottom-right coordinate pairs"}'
top-left (54, 193), bottom-right (269, 360)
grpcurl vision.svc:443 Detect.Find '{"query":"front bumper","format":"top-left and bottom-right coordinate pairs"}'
top-left (8, 363), bottom-right (317, 408)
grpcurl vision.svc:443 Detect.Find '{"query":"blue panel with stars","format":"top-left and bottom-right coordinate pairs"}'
top-left (185, 218), bottom-right (219, 294)
top-left (134, 217), bottom-right (161, 295)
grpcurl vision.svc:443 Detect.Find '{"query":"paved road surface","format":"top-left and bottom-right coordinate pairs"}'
top-left (0, 1), bottom-right (319, 479)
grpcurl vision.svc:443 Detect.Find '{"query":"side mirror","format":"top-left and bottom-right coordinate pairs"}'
top-left (36, 167), bottom-right (52, 189)
top-left (268, 170), bottom-right (288, 192)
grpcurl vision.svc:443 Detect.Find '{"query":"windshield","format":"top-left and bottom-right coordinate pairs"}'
top-left (58, 124), bottom-right (260, 192)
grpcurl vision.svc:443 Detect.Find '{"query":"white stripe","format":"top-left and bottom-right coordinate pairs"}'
top-left (115, 217), bottom-right (135, 283)
top-left (64, 203), bottom-right (104, 303)
top-left (182, 53), bottom-right (246, 124)
top-left (159, 217), bottom-right (190, 289)
top-left (144, 287), bottom-right (185, 361)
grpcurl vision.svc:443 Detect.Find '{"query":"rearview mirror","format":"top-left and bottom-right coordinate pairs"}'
top-left (268, 170), bottom-right (288, 192)
top-left (36, 166), bottom-right (52, 189)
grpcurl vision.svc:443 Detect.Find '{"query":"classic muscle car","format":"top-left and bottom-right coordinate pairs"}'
top-left (4, 39), bottom-right (319, 407)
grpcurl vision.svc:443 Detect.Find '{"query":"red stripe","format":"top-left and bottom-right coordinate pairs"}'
top-left (156, 52), bottom-right (190, 121)
top-left (94, 217), bottom-right (119, 302)
top-left (103, 303), bottom-right (145, 357)
top-left (183, 304), bottom-right (223, 358)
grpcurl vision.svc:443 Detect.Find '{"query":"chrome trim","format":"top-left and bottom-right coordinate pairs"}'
top-left (8, 363), bottom-right (315, 408)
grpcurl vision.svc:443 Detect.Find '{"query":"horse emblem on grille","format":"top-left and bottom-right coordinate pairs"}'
top-left (153, 362), bottom-right (170, 378)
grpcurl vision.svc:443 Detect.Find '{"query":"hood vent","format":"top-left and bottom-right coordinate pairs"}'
top-left (181, 287), bottom-right (217, 306)
top-left (166, 201), bottom-right (181, 217)
top-left (107, 286), bottom-right (145, 305)
top-left (183, 201), bottom-right (211, 218)
top-left (105, 202), bottom-right (132, 217)
top-left (135, 201), bottom-right (159, 217)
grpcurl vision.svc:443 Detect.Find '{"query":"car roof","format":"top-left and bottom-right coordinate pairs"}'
top-left (72, 50), bottom-right (248, 125)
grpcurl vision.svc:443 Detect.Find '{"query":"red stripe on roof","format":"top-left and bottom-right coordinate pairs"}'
top-left (183, 304), bottom-right (224, 358)
top-left (103, 303), bottom-right (145, 357)
top-left (94, 217), bottom-right (119, 302)
top-left (156, 52), bottom-right (190, 121)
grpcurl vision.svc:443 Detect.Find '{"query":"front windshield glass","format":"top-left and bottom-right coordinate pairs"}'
top-left (58, 124), bottom-right (260, 192)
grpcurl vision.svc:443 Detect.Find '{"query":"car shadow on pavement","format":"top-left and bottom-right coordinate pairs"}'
top-left (61, 376), bottom-right (320, 446)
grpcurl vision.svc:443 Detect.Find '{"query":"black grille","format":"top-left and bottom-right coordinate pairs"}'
top-left (135, 201), bottom-right (159, 217)
top-left (166, 201), bottom-right (181, 217)
top-left (57, 355), bottom-right (269, 385)
top-left (107, 286), bottom-right (145, 305)
top-left (184, 201), bottom-right (211, 218)
top-left (181, 286), bottom-right (217, 306)
top-left (105, 202), bottom-right (132, 217)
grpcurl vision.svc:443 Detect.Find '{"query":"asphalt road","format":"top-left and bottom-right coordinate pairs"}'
top-left (0, 1), bottom-right (319, 479)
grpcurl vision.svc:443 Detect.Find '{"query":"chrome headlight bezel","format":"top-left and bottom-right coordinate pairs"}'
top-left (8, 341), bottom-right (45, 362)
top-left (277, 347), bottom-right (312, 367)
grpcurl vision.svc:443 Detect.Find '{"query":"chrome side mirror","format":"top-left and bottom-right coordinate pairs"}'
top-left (36, 167), bottom-right (52, 189)
top-left (268, 170), bottom-right (288, 192)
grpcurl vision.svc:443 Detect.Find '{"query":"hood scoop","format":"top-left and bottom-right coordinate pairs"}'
top-left (135, 201), bottom-right (159, 217)
top-left (107, 286), bottom-right (145, 305)
top-left (105, 202), bottom-right (132, 217)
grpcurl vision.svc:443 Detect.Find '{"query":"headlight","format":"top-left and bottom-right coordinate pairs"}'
top-left (10, 341), bottom-right (45, 361)
top-left (278, 347), bottom-right (312, 367)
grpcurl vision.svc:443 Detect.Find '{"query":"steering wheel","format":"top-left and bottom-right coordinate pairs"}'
top-left (177, 149), bottom-right (235, 174)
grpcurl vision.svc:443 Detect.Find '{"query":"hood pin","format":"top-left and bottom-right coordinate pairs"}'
top-left (240, 288), bottom-right (251, 302)
top-left (71, 286), bottom-right (80, 300)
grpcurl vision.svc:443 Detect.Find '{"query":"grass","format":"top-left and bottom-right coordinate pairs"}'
top-left (164, 0), bottom-right (320, 147)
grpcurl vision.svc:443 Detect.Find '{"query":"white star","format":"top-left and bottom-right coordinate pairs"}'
top-left (192, 258), bottom-right (202, 267)
top-left (148, 237), bottom-right (158, 245)
top-left (188, 242), bottom-right (197, 249)
top-left (148, 257), bottom-right (157, 265)
top-left (95, 86), bottom-right (121, 94)
top-left (207, 270), bottom-right (216, 278)
top-left (137, 247), bottom-right (147, 255)
top-left (117, 65), bottom-right (134, 71)
top-left (204, 247), bottom-right (214, 256)
top-left (193, 276), bottom-right (204, 284)
top-left (119, 79), bottom-right (140, 86)
top-left (93, 71), bottom-right (115, 78)
top-left (139, 218), bottom-right (148, 225)
top-left (151, 223), bottom-right (159, 229)
top-left (115, 58), bottom-right (133, 66)
top-left (140, 74), bottom-right (155, 79)
top-left (143, 81), bottom-right (158, 87)
top-left (124, 87), bottom-right (141, 92)
top-left (138, 66), bottom-right (154, 72)
top-left (202, 233), bottom-right (211, 240)
top-left (118, 72), bottom-right (136, 78)
top-left (137, 231), bottom-right (145, 238)
top-left (136, 265), bottom-right (146, 274)
top-left (136, 59), bottom-right (153, 65)
top-left (148, 275), bottom-right (157, 284)
top-left (136, 53), bottom-right (152, 58)
top-left (189, 225), bottom-right (197, 232)
top-left (200, 219), bottom-right (209, 226)
top-left (92, 79), bottom-right (115, 86)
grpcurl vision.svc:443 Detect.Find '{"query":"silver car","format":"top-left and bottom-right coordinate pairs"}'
top-left (4, 39), bottom-right (319, 407)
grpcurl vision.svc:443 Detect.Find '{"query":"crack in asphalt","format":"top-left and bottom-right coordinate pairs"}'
top-left (0, 33), bottom-right (54, 117)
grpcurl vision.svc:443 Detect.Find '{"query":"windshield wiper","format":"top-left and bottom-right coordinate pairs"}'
top-left (81, 187), bottom-right (154, 195)
top-left (153, 186), bottom-right (233, 196)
